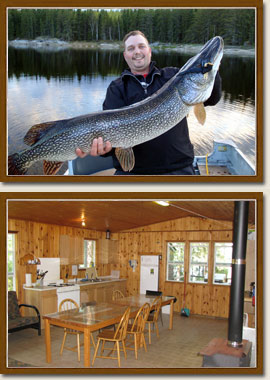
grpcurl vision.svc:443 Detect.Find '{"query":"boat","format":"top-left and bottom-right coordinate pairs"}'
top-left (66, 139), bottom-right (255, 176)
top-left (193, 140), bottom-right (255, 176)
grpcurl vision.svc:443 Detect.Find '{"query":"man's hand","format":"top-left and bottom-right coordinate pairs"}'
top-left (76, 137), bottom-right (112, 158)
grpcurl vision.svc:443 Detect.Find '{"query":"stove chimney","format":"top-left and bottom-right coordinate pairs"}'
top-left (228, 201), bottom-right (249, 347)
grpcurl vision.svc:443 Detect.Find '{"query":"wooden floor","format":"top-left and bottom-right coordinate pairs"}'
top-left (7, 313), bottom-right (228, 369)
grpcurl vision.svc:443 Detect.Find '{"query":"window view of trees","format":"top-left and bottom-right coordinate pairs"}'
top-left (166, 242), bottom-right (185, 282)
top-left (189, 243), bottom-right (209, 283)
top-left (79, 239), bottom-right (96, 268)
top-left (166, 241), bottom-right (233, 285)
top-left (8, 233), bottom-right (16, 291)
top-left (213, 242), bottom-right (233, 285)
top-left (8, 8), bottom-right (255, 46)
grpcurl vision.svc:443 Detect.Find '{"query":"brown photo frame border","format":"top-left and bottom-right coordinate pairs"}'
top-left (0, 191), bottom-right (263, 374)
top-left (0, 0), bottom-right (263, 183)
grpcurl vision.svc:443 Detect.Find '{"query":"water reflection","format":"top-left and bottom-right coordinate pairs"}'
top-left (8, 47), bottom-right (256, 174)
top-left (8, 47), bottom-right (255, 103)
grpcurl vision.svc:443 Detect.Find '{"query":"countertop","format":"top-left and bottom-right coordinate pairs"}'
top-left (23, 277), bottom-right (126, 291)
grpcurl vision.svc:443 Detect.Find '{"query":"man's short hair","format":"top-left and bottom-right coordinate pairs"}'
top-left (123, 30), bottom-right (149, 47)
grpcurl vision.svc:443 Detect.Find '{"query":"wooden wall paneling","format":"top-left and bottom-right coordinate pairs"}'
top-left (201, 284), bottom-right (211, 316)
top-left (211, 230), bottom-right (233, 241)
top-left (211, 286), bottom-right (230, 318)
top-left (128, 232), bottom-right (139, 295)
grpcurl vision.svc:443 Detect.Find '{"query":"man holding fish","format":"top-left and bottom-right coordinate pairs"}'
top-left (8, 32), bottom-right (223, 176)
top-left (76, 30), bottom-right (222, 175)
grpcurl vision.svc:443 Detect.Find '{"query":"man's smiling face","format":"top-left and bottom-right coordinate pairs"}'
top-left (123, 34), bottom-right (152, 75)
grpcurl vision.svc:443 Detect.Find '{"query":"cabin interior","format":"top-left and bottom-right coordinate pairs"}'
top-left (7, 199), bottom-right (256, 370)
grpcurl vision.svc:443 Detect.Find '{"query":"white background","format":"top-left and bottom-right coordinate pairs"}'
top-left (1, 2), bottom-right (269, 378)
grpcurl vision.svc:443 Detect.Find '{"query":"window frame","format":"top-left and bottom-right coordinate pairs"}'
top-left (7, 232), bottom-right (16, 291)
top-left (166, 241), bottom-right (185, 282)
top-left (189, 242), bottom-right (209, 284)
top-left (213, 242), bottom-right (233, 286)
top-left (79, 238), bottom-right (96, 269)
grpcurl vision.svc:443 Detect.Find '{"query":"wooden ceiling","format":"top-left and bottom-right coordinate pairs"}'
top-left (8, 199), bottom-right (256, 232)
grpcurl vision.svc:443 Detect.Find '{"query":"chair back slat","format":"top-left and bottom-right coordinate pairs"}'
top-left (114, 307), bottom-right (130, 340)
top-left (150, 296), bottom-right (162, 322)
top-left (112, 290), bottom-right (124, 301)
top-left (59, 298), bottom-right (79, 312)
top-left (130, 303), bottom-right (150, 333)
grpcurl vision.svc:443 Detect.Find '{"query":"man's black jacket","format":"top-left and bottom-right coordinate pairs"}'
top-left (102, 61), bottom-right (222, 175)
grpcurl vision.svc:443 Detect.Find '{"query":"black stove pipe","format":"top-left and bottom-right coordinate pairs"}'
top-left (228, 201), bottom-right (249, 347)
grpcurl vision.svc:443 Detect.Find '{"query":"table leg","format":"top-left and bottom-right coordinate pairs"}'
top-left (44, 319), bottom-right (51, 363)
top-left (84, 328), bottom-right (91, 367)
top-left (169, 300), bottom-right (174, 330)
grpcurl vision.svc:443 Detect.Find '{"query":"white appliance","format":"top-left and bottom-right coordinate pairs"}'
top-left (37, 258), bottom-right (60, 285)
top-left (57, 284), bottom-right (80, 310)
top-left (140, 255), bottom-right (159, 294)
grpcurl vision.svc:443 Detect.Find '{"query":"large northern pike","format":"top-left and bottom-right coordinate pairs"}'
top-left (8, 36), bottom-right (223, 175)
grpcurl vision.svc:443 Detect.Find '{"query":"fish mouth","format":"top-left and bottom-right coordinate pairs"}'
top-left (179, 36), bottom-right (224, 75)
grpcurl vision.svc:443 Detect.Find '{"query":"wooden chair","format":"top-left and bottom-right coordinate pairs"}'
top-left (112, 289), bottom-right (124, 301)
top-left (92, 307), bottom-right (130, 368)
top-left (126, 302), bottom-right (150, 359)
top-left (146, 296), bottom-right (162, 344)
top-left (146, 290), bottom-right (163, 325)
top-left (59, 298), bottom-right (95, 362)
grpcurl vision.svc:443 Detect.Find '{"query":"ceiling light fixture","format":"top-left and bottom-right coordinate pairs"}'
top-left (154, 201), bottom-right (170, 207)
top-left (106, 229), bottom-right (111, 239)
top-left (82, 220), bottom-right (86, 227)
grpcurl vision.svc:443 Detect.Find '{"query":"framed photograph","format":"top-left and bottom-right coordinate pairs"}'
top-left (0, 0), bottom-right (263, 182)
top-left (0, 192), bottom-right (263, 374)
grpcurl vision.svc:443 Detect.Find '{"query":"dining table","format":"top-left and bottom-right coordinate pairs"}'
top-left (43, 295), bottom-right (175, 367)
top-left (112, 294), bottom-right (176, 330)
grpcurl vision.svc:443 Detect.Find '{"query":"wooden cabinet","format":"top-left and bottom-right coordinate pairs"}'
top-left (23, 280), bottom-right (126, 328)
top-left (98, 239), bottom-right (118, 264)
top-left (59, 235), bottom-right (84, 265)
top-left (79, 280), bottom-right (126, 305)
top-left (23, 288), bottom-right (57, 329)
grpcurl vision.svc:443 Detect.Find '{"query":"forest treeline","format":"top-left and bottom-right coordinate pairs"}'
top-left (8, 8), bottom-right (255, 46)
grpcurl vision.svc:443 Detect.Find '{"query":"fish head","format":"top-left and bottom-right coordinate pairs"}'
top-left (176, 36), bottom-right (224, 105)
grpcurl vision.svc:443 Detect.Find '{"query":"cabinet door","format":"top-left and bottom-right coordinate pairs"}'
top-left (59, 235), bottom-right (84, 265)
top-left (95, 286), bottom-right (106, 303)
top-left (99, 239), bottom-right (118, 264)
top-left (59, 235), bottom-right (70, 264)
top-left (74, 237), bottom-right (84, 265)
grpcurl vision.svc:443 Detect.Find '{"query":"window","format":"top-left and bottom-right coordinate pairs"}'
top-left (79, 239), bottom-right (96, 268)
top-left (213, 242), bottom-right (233, 285)
top-left (166, 242), bottom-right (185, 281)
top-left (8, 233), bottom-right (16, 291)
top-left (189, 242), bottom-right (209, 283)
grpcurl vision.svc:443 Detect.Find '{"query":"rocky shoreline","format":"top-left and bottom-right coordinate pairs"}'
top-left (8, 38), bottom-right (255, 57)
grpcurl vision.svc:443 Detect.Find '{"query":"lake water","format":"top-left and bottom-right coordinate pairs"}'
top-left (8, 47), bottom-right (256, 175)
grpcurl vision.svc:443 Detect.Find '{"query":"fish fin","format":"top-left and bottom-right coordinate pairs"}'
top-left (8, 153), bottom-right (27, 175)
top-left (43, 160), bottom-right (64, 175)
top-left (24, 121), bottom-right (56, 146)
top-left (194, 103), bottom-right (206, 125)
top-left (115, 147), bottom-right (135, 172)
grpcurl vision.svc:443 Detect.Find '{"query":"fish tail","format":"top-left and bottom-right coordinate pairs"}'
top-left (8, 153), bottom-right (28, 175)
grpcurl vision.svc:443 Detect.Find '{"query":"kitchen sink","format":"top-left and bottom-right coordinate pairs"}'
top-left (80, 278), bottom-right (108, 283)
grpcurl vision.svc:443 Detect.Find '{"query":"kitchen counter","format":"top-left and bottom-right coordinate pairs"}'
top-left (23, 277), bottom-right (126, 291)
top-left (24, 278), bottom-right (127, 328)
